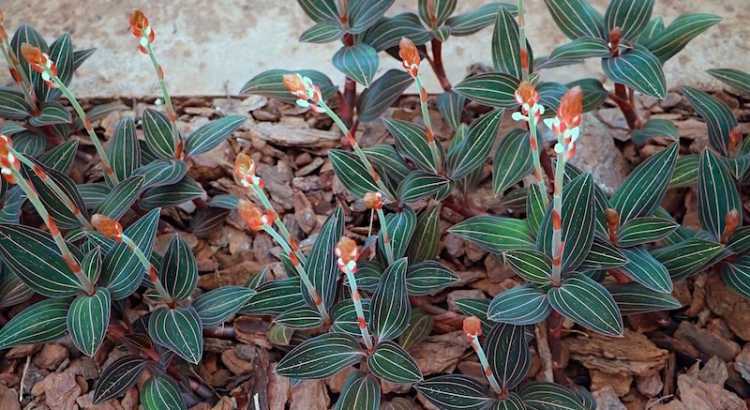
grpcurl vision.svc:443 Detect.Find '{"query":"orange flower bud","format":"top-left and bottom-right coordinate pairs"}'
top-left (558, 86), bottom-right (583, 130)
top-left (20, 43), bottom-right (50, 74)
top-left (335, 237), bottom-right (359, 268)
top-left (515, 81), bottom-right (539, 108)
top-left (399, 37), bottom-right (420, 77)
top-left (0, 134), bottom-right (19, 172)
top-left (238, 199), bottom-right (266, 231)
top-left (282, 74), bottom-right (307, 99)
top-left (0, 10), bottom-right (6, 40)
top-left (91, 214), bottom-right (123, 241)
top-left (463, 316), bottom-right (482, 337)
top-left (721, 209), bottom-right (741, 244)
top-left (729, 127), bottom-right (743, 153)
top-left (363, 192), bottom-right (383, 210)
top-left (234, 152), bottom-right (257, 186)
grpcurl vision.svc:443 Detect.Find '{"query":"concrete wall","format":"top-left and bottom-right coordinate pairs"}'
top-left (3, 0), bottom-right (748, 97)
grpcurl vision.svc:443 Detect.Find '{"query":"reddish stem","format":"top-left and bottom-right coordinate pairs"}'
top-left (430, 39), bottom-right (452, 91)
top-left (613, 83), bottom-right (642, 129)
top-left (341, 77), bottom-right (356, 127)
top-left (546, 311), bottom-right (568, 384)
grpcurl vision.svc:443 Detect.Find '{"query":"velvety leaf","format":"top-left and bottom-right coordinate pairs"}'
top-left (638, 16), bottom-right (666, 45)
top-left (519, 382), bottom-right (587, 410)
top-left (186, 115), bottom-right (245, 156)
top-left (277, 333), bottom-right (365, 379)
top-left (303, 207), bottom-right (343, 312)
top-left (368, 341), bottom-right (422, 383)
top-left (698, 149), bottom-right (741, 240)
top-left (363, 144), bottom-right (410, 191)
top-left (12, 25), bottom-right (47, 101)
top-left (579, 239), bottom-right (628, 271)
top-left (548, 275), bottom-right (624, 337)
top-left (488, 285), bottom-right (551, 325)
top-left (619, 247), bottom-right (672, 293)
top-left (0, 187), bottom-right (25, 225)
top-left (194, 286), bottom-right (254, 328)
top-left (334, 371), bottom-right (381, 410)
top-left (449, 216), bottom-right (533, 254)
top-left (446, 3), bottom-right (518, 36)
top-left (160, 236), bottom-right (198, 300)
top-left (505, 249), bottom-right (552, 285)
top-left (570, 78), bottom-right (608, 112)
top-left (347, 0), bottom-right (395, 34)
top-left (82, 247), bottom-right (102, 283)
top-left (406, 260), bottom-right (458, 295)
top-left (332, 298), bottom-right (372, 336)
top-left (371, 258), bottom-right (410, 342)
top-left (538, 173), bottom-right (595, 272)
top-left (608, 283), bottom-right (682, 315)
top-left (10, 132), bottom-right (45, 156)
top-left (241, 69), bottom-right (336, 104)
top-left (547, 37), bottom-right (609, 65)
top-left (543, 0), bottom-right (606, 40)
top-left (0, 224), bottom-right (82, 297)
top-left (652, 238), bottom-right (725, 280)
top-left (379, 208), bottom-right (416, 260)
top-left (241, 277), bottom-right (305, 315)
top-left (97, 175), bottom-right (144, 220)
top-left (398, 170), bottom-right (451, 204)
top-left (455, 298), bottom-right (492, 330)
top-left (454, 73), bottom-right (519, 108)
top-left (77, 183), bottom-right (109, 210)
top-left (618, 216), bottom-right (679, 247)
top-left (418, 0), bottom-right (456, 28)
top-left (139, 176), bottom-right (204, 209)
top-left (683, 87), bottom-right (737, 155)
top-left (486, 324), bottom-right (529, 390)
top-left (362, 12), bottom-right (431, 51)
top-left (101, 208), bottom-right (161, 300)
top-left (449, 110), bottom-right (503, 180)
top-left (604, 0), bottom-right (654, 41)
top-left (645, 13), bottom-right (721, 63)
top-left (329, 149), bottom-right (380, 198)
top-left (526, 183), bottom-right (547, 238)
top-left (610, 143), bottom-right (678, 224)
top-left (670, 154), bottom-right (699, 188)
top-left (93, 355), bottom-right (148, 404)
top-left (134, 160), bottom-right (188, 189)
top-left (141, 375), bottom-right (185, 410)
top-left (721, 256), bottom-right (750, 299)
top-left (207, 194), bottom-right (239, 210)
top-left (148, 306), bottom-right (203, 364)
top-left (142, 109), bottom-right (177, 160)
top-left (29, 103), bottom-right (71, 126)
top-left (490, 394), bottom-right (526, 410)
top-left (437, 91), bottom-right (465, 131)
top-left (407, 205), bottom-right (441, 262)
top-left (300, 20), bottom-right (342, 43)
top-left (39, 139), bottom-right (78, 173)
top-left (399, 310), bottom-right (433, 350)
top-left (602, 46), bottom-right (666, 98)
top-left (357, 69), bottom-right (414, 122)
top-left (708, 68), bottom-right (750, 94)
top-left (0, 298), bottom-right (68, 350)
top-left (415, 375), bottom-right (494, 410)
top-left (108, 118), bottom-right (141, 182)
top-left (728, 226), bottom-right (750, 255)
top-left (493, 129), bottom-right (532, 194)
top-left (631, 118), bottom-right (679, 146)
top-left (275, 306), bottom-right (323, 329)
top-left (0, 88), bottom-right (32, 120)
top-left (67, 287), bottom-right (111, 357)
top-left (492, 9), bottom-right (533, 78)
top-left (27, 162), bottom-right (88, 230)
top-left (333, 44), bottom-right (378, 86)
top-left (0, 268), bottom-right (33, 308)
top-left (297, 0), bottom-right (339, 22)
top-left (386, 119), bottom-right (439, 174)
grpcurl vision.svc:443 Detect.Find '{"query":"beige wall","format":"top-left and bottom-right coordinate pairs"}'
top-left (3, 0), bottom-right (748, 97)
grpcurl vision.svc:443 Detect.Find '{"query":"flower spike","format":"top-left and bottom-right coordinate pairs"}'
top-left (20, 43), bottom-right (57, 87)
top-left (399, 37), bottom-right (420, 77)
top-left (0, 134), bottom-right (19, 183)
top-left (129, 10), bottom-right (156, 54)
top-left (91, 214), bottom-right (124, 241)
top-left (463, 316), bottom-right (502, 394)
top-left (282, 74), bottom-right (324, 113)
top-left (336, 237), bottom-right (359, 273)
top-left (238, 199), bottom-right (275, 232)
top-left (363, 192), bottom-right (383, 210)
top-left (234, 152), bottom-right (262, 188)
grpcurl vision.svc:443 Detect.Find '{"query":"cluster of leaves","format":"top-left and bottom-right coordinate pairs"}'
top-left (0, 17), bottom-right (249, 410)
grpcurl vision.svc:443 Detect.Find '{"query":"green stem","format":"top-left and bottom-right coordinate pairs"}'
top-left (342, 265), bottom-right (374, 351)
top-left (51, 76), bottom-right (118, 184)
top-left (517, 0), bottom-right (528, 81)
top-left (0, 41), bottom-right (36, 110)
top-left (251, 184), bottom-right (304, 264)
top-left (8, 167), bottom-right (93, 293)
top-left (415, 74), bottom-right (441, 172)
top-left (145, 42), bottom-right (180, 146)
top-left (528, 107), bottom-right (548, 204)
top-left (120, 234), bottom-right (171, 300)
top-left (376, 208), bottom-right (395, 265)
top-left (469, 335), bottom-right (503, 394)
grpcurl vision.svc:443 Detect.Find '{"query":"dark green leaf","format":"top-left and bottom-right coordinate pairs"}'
top-left (300, 21), bottom-right (343, 43)
top-left (141, 375), bottom-right (185, 410)
top-left (347, 0), bottom-right (395, 34)
top-left (407, 205), bottom-right (441, 262)
top-left (11, 132), bottom-right (45, 156)
top-left (519, 382), bottom-right (587, 410)
top-left (298, 0), bottom-right (339, 22)
top-left (39, 139), bottom-right (78, 173)
top-left (368, 341), bottom-right (422, 383)
top-left (134, 160), bottom-right (188, 189)
top-left (0, 268), bottom-right (33, 308)
top-left (488, 285), bottom-right (551, 325)
top-left (67, 287), bottom-right (111, 356)
top-left (602, 47), bottom-right (666, 98)
top-left (333, 44), bottom-right (378, 86)
top-left (399, 310), bottom-right (433, 350)
top-left (97, 175), bottom-right (144, 220)
top-left (329, 149), bottom-right (380, 198)
top-left (386, 119), bottom-right (439, 174)
top-left (362, 13), bottom-right (431, 51)
top-left (0, 224), bottom-right (82, 297)
top-left (93, 355), bottom-right (147, 404)
top-left (371, 258), bottom-right (410, 342)
top-left (415, 375), bottom-right (494, 410)
top-left (357, 69), bottom-right (414, 122)
top-left (398, 170), bottom-right (451, 204)
top-left (493, 129), bottom-right (532, 194)
top-left (241, 69), bottom-right (336, 104)
top-left (446, 3), bottom-right (518, 36)
top-left (548, 275), bottom-right (623, 336)
top-left (608, 283), bottom-right (682, 315)
top-left (670, 154), bottom-right (699, 188)
top-left (77, 183), bottom-right (109, 210)
top-left (186, 115), bottom-right (245, 156)
top-left (418, 0), bottom-right (457, 28)
top-left (579, 239), bottom-right (628, 271)
top-left (620, 247), bottom-right (672, 293)
top-left (139, 176), bottom-right (204, 209)
top-left (526, 183), bottom-right (547, 238)
top-left (29, 103), bottom-right (71, 126)
top-left (604, 0), bottom-right (654, 41)
top-left (698, 149), bottom-right (741, 240)
top-left (486, 324), bottom-right (529, 390)
top-left (277, 333), bottom-right (365, 379)
top-left (304, 207), bottom-right (343, 312)
top-left (683, 87), bottom-right (737, 155)
top-left (631, 118), bottom-right (679, 146)
top-left (241, 277), bottom-right (305, 315)
top-left (505, 249), bottom-right (552, 285)
top-left (437, 91), bottom-right (465, 131)
top-left (45, 33), bottom-right (74, 99)
top-left (549, 37), bottom-right (610, 65)
top-left (142, 109), bottom-right (177, 159)
top-left (610, 143), bottom-right (678, 224)
top-left (492, 9), bottom-right (533, 78)
top-left (406, 260), bottom-right (458, 295)
top-left (27, 162), bottom-right (88, 230)
top-left (0, 298), bottom-right (68, 350)
top-left (490, 394), bottom-right (526, 410)
top-left (652, 238), bottom-right (725, 280)
top-left (194, 286), bottom-right (254, 328)
top-left (728, 226), bottom-right (750, 255)
top-left (454, 73), bottom-right (519, 108)
top-left (148, 306), bottom-right (203, 364)
top-left (543, 0), bottom-right (606, 40)
top-left (160, 236), bottom-right (198, 300)
top-left (618, 216), bottom-right (679, 247)
top-left (379, 208), bottom-right (416, 260)
top-left (0, 88), bottom-right (32, 120)
top-left (364, 144), bottom-right (410, 191)
top-left (449, 215), bottom-right (533, 254)
top-left (708, 68), bottom-right (750, 94)
top-left (332, 298), bottom-right (372, 336)
top-left (275, 306), bottom-right (323, 329)
top-left (450, 110), bottom-right (503, 180)
top-left (208, 194), bottom-right (239, 210)
top-left (334, 371), bottom-right (381, 410)
top-left (108, 118), bottom-right (141, 181)
top-left (570, 78), bottom-right (608, 112)
top-left (638, 17), bottom-right (665, 45)
top-left (645, 13), bottom-right (721, 63)
top-left (721, 256), bottom-right (750, 299)
top-left (72, 48), bottom-right (96, 71)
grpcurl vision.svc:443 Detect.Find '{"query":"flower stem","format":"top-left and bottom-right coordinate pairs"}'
top-left (342, 265), bottom-right (374, 351)
top-left (51, 76), bottom-right (118, 184)
top-left (376, 208), bottom-right (395, 265)
top-left (120, 234), bottom-right (171, 300)
top-left (429, 39), bottom-right (452, 91)
top-left (414, 74), bottom-right (441, 171)
top-left (517, 0), bottom-right (529, 81)
top-left (527, 106), bottom-right (549, 204)
top-left (250, 183), bottom-right (304, 264)
top-left (145, 42), bottom-right (180, 147)
top-left (0, 41), bottom-right (37, 111)
top-left (468, 334), bottom-right (503, 394)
